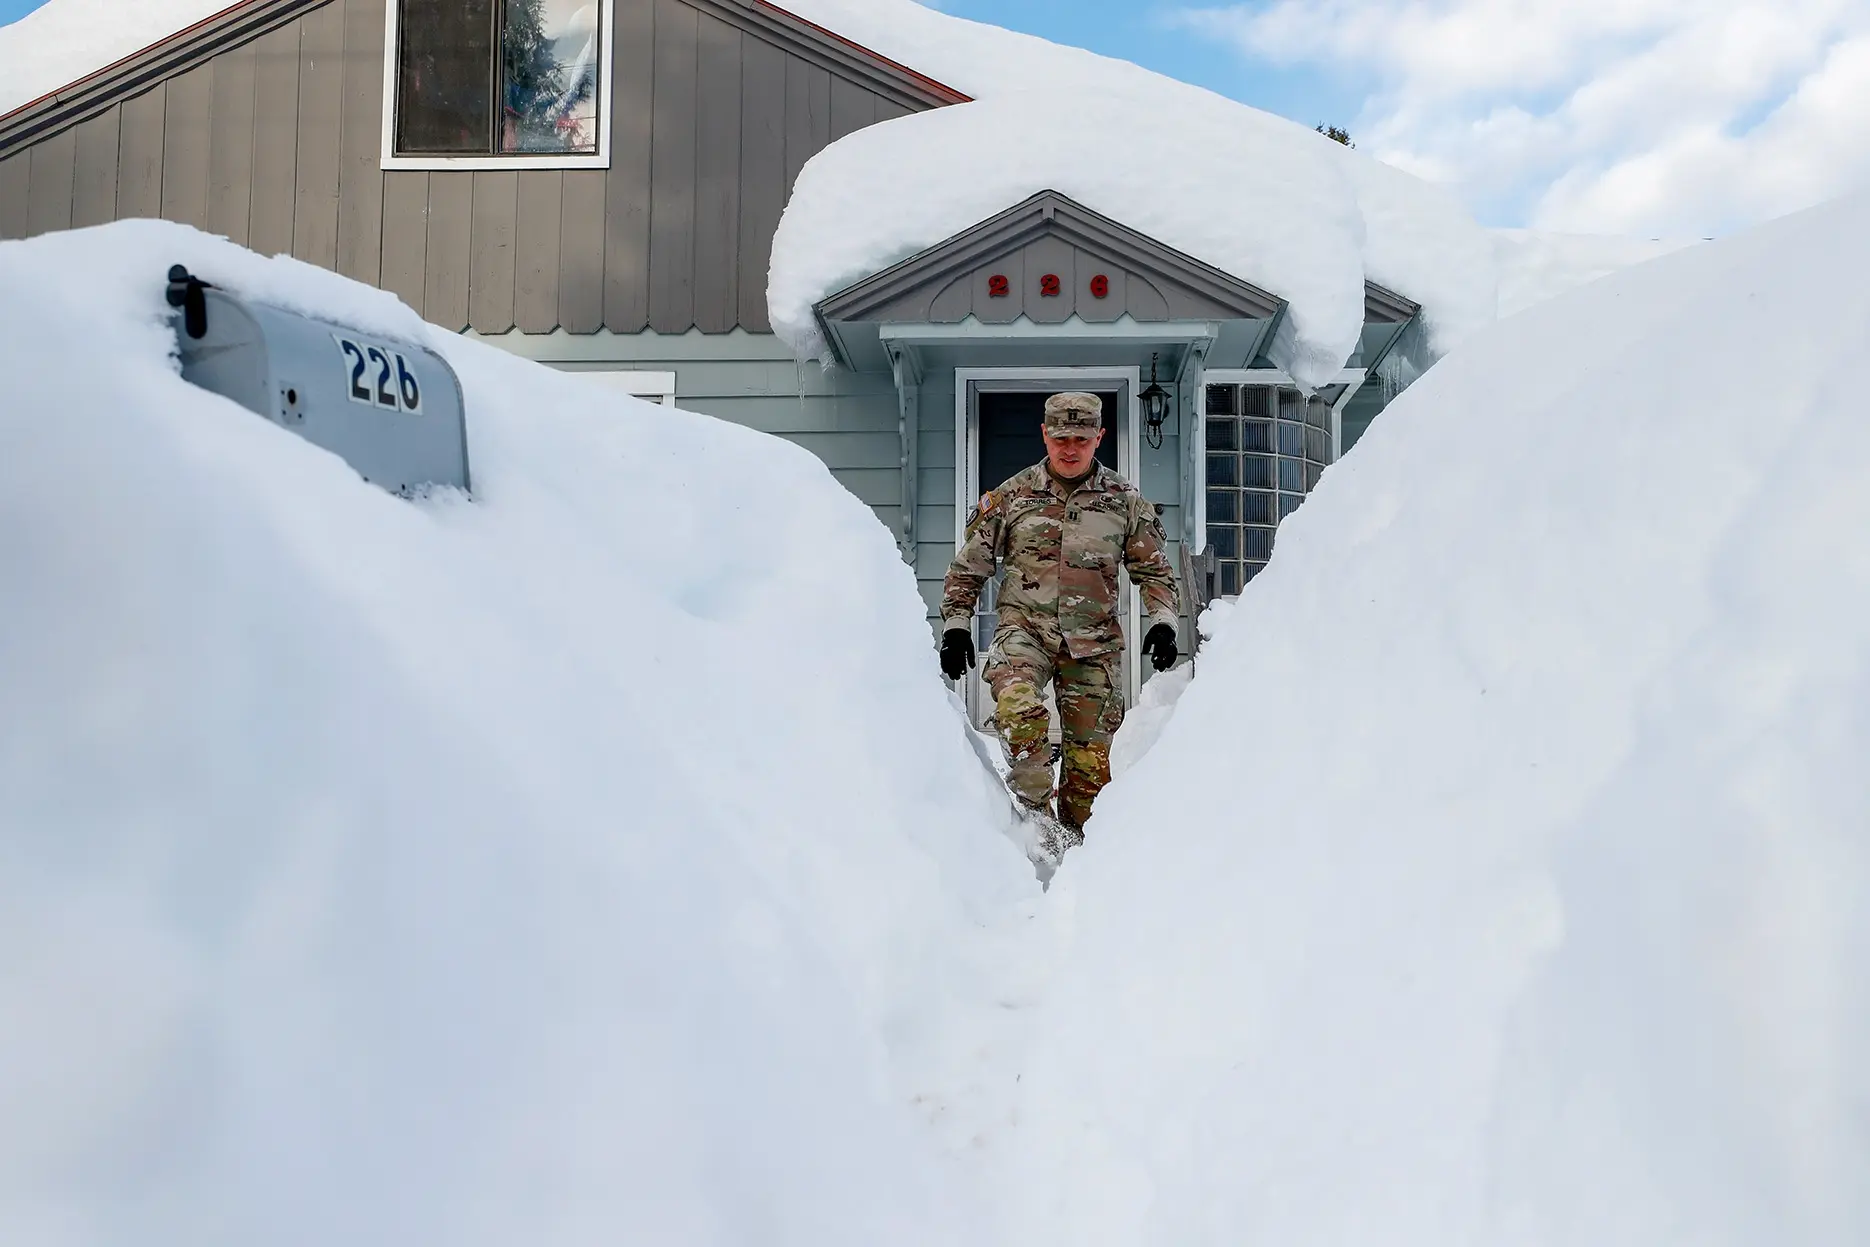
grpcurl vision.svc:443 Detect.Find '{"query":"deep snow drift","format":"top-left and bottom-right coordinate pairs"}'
top-left (1010, 187), bottom-right (1870, 1244)
top-left (0, 220), bottom-right (1036, 1246)
top-left (6, 197), bottom-right (1869, 1244)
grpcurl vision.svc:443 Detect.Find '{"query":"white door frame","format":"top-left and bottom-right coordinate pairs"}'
top-left (953, 365), bottom-right (1145, 716)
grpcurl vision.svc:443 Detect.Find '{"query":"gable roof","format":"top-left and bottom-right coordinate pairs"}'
top-left (0, 0), bottom-right (967, 160)
top-left (818, 189), bottom-right (1286, 328)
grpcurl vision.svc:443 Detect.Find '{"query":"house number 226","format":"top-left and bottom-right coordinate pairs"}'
top-left (334, 334), bottom-right (424, 414)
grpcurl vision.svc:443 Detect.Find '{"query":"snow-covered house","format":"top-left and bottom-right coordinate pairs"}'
top-left (0, 0), bottom-right (1612, 705)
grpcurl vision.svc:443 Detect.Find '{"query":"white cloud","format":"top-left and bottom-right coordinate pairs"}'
top-left (1176, 0), bottom-right (1870, 235)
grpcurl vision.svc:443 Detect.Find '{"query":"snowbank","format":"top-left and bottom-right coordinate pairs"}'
top-left (996, 187), bottom-right (1870, 1244)
top-left (1493, 227), bottom-right (1695, 318)
top-left (0, 219), bottom-right (1035, 1246)
top-left (0, 0), bottom-right (230, 115)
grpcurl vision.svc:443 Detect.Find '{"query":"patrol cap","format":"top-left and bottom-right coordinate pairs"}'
top-left (1043, 391), bottom-right (1103, 438)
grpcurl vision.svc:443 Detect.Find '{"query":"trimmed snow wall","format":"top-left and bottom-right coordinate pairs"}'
top-left (994, 187), bottom-right (1870, 1244)
top-left (0, 219), bottom-right (1036, 1247)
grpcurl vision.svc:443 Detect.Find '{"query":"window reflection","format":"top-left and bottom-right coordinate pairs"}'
top-left (501, 0), bottom-right (602, 153)
top-left (396, 0), bottom-right (604, 157)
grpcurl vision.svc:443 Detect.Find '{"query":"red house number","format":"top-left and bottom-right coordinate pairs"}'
top-left (987, 274), bottom-right (1010, 297)
top-left (1040, 273), bottom-right (1062, 297)
top-left (1090, 274), bottom-right (1110, 298)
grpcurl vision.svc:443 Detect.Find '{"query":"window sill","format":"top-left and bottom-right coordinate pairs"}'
top-left (380, 153), bottom-right (612, 172)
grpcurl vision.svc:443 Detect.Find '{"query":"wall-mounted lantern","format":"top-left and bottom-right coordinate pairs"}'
top-left (1140, 352), bottom-right (1170, 450)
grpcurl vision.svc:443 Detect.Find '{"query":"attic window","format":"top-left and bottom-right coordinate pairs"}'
top-left (386, 0), bottom-right (612, 168)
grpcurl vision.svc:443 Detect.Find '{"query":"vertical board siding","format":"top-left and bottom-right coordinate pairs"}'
top-left (735, 34), bottom-right (786, 333)
top-left (782, 56), bottom-right (829, 194)
top-left (379, 170), bottom-right (429, 313)
top-left (248, 22), bottom-right (302, 255)
top-left (70, 108), bottom-right (121, 229)
top-left (604, 0), bottom-right (657, 332)
top-left (0, 152), bottom-right (28, 239)
top-left (160, 63), bottom-right (214, 230)
top-left (693, 14), bottom-right (742, 334)
top-left (336, 0), bottom-right (386, 284)
top-left (468, 170), bottom-right (519, 333)
top-left (2, 0), bottom-right (940, 336)
top-left (647, 0), bottom-right (699, 333)
top-left (117, 84), bottom-right (167, 220)
top-left (558, 169), bottom-right (607, 332)
top-left (423, 170), bottom-right (473, 330)
top-left (828, 78), bottom-right (872, 142)
top-left (291, 0), bottom-right (345, 267)
top-left (514, 172), bottom-right (564, 332)
top-left (207, 46), bottom-right (257, 244)
top-left (27, 127), bottom-right (76, 235)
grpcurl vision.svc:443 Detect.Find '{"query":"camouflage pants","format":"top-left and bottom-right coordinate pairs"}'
top-left (983, 626), bottom-right (1126, 830)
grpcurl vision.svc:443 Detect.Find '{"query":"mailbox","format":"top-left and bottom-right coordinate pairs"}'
top-left (166, 265), bottom-right (471, 494)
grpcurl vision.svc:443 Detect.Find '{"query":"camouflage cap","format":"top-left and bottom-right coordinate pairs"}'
top-left (1043, 391), bottom-right (1103, 437)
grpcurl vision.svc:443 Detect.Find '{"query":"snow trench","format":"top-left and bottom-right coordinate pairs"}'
top-left (6, 195), bottom-right (1870, 1246)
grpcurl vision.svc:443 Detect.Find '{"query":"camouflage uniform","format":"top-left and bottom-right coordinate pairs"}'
top-left (941, 396), bottom-right (1180, 830)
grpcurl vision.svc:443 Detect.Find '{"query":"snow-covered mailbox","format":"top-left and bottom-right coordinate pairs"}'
top-left (165, 266), bottom-right (470, 494)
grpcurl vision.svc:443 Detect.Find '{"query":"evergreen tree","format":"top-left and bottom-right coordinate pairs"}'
top-left (1316, 124), bottom-right (1355, 148)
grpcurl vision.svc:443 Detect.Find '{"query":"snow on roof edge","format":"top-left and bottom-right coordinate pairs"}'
top-left (0, 0), bottom-right (242, 123)
top-left (754, 0), bottom-right (971, 105)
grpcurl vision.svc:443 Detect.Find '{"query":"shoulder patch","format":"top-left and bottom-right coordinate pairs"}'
top-left (965, 489), bottom-right (1000, 538)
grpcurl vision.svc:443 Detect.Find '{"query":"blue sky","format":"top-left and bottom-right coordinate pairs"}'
top-left (930, 0), bottom-right (1366, 138)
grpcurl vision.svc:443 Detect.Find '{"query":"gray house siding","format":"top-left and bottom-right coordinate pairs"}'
top-left (477, 327), bottom-right (1204, 636)
top-left (0, 0), bottom-right (955, 338)
top-left (486, 325), bottom-right (910, 555)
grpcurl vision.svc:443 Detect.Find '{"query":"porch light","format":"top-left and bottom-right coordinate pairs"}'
top-left (1140, 353), bottom-right (1171, 449)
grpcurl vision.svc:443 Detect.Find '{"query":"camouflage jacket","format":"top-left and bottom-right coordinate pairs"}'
top-left (941, 461), bottom-right (1181, 659)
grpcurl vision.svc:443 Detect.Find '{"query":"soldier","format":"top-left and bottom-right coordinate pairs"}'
top-left (939, 392), bottom-right (1181, 849)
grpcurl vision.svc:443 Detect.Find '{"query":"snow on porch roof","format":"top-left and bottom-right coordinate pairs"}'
top-left (767, 84), bottom-right (1487, 391)
top-left (762, 0), bottom-right (1500, 390)
top-left (811, 188), bottom-right (1423, 376)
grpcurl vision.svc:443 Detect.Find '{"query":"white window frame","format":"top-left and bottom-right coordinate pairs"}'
top-left (954, 365), bottom-right (1145, 715)
top-left (576, 369), bottom-right (678, 406)
top-left (380, 0), bottom-right (617, 171)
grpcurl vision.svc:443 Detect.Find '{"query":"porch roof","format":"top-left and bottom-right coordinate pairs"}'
top-left (814, 190), bottom-right (1419, 375)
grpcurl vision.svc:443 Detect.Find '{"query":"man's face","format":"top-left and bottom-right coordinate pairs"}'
top-left (1044, 425), bottom-right (1104, 479)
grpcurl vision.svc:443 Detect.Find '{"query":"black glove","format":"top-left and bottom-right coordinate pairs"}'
top-left (1142, 622), bottom-right (1178, 672)
top-left (939, 628), bottom-right (976, 681)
